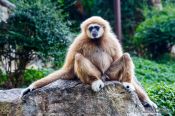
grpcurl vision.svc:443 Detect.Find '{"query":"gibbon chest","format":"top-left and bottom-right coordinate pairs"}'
top-left (80, 46), bottom-right (113, 74)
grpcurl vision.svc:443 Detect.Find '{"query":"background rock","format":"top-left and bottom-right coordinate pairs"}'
top-left (0, 80), bottom-right (159, 116)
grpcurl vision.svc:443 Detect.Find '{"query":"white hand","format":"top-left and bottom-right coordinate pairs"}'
top-left (146, 99), bottom-right (158, 109)
top-left (21, 84), bottom-right (35, 97)
top-left (91, 79), bottom-right (104, 92)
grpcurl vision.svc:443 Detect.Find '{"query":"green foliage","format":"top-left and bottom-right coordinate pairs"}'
top-left (121, 0), bottom-right (147, 37)
top-left (61, 0), bottom-right (147, 39)
top-left (0, 70), bottom-right (7, 87)
top-left (133, 5), bottom-right (175, 58)
top-left (0, 0), bottom-right (73, 87)
top-left (133, 57), bottom-right (175, 115)
top-left (89, 0), bottom-right (147, 37)
top-left (147, 83), bottom-right (175, 116)
top-left (9, 0), bottom-right (73, 63)
top-left (0, 69), bottom-right (52, 88)
top-left (162, 0), bottom-right (175, 5)
top-left (23, 69), bottom-right (52, 87)
top-left (91, 0), bottom-right (114, 24)
top-left (121, 0), bottom-right (147, 51)
top-left (134, 57), bottom-right (175, 84)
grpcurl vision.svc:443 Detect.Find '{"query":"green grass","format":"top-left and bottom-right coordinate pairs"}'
top-left (133, 57), bottom-right (175, 116)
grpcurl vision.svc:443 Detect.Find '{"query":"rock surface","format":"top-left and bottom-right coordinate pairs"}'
top-left (0, 80), bottom-right (159, 116)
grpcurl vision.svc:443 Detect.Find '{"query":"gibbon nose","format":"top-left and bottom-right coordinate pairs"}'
top-left (92, 32), bottom-right (98, 38)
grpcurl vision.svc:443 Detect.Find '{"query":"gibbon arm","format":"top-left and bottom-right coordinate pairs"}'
top-left (109, 35), bottom-right (123, 61)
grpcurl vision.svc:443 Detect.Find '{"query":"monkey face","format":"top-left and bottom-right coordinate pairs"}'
top-left (87, 23), bottom-right (104, 40)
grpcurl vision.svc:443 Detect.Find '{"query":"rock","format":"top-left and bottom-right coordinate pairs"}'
top-left (0, 88), bottom-right (22, 115)
top-left (0, 80), bottom-right (159, 116)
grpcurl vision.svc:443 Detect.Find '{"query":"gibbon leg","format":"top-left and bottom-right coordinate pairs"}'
top-left (105, 53), bottom-right (134, 82)
top-left (106, 53), bottom-right (157, 108)
top-left (74, 53), bottom-right (104, 92)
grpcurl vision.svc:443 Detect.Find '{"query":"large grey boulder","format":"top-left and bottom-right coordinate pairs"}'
top-left (0, 80), bottom-right (159, 116)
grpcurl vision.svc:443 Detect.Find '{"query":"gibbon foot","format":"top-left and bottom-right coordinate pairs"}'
top-left (143, 99), bottom-right (158, 109)
top-left (122, 53), bottom-right (131, 61)
top-left (122, 82), bottom-right (157, 109)
top-left (122, 82), bottom-right (135, 93)
top-left (21, 84), bottom-right (35, 97)
top-left (91, 79), bottom-right (104, 92)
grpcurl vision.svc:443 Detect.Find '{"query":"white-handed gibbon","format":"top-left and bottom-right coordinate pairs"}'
top-left (22, 16), bottom-right (157, 108)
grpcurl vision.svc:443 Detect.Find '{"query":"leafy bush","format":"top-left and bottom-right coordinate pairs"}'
top-left (0, 70), bottom-right (7, 87)
top-left (162, 0), bottom-right (175, 5)
top-left (0, 69), bottom-right (53, 88)
top-left (134, 57), bottom-right (175, 84)
top-left (0, 0), bottom-right (73, 88)
top-left (23, 69), bottom-right (53, 87)
top-left (133, 5), bottom-right (175, 58)
top-left (133, 57), bottom-right (175, 115)
top-left (147, 83), bottom-right (175, 116)
top-left (121, 0), bottom-right (147, 38)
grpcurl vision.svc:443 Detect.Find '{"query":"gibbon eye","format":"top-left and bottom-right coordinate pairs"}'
top-left (94, 26), bottom-right (100, 31)
top-left (89, 26), bottom-right (93, 32)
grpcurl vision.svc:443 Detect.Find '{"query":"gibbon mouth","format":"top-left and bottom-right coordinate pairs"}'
top-left (91, 37), bottom-right (100, 40)
top-left (92, 32), bottom-right (98, 38)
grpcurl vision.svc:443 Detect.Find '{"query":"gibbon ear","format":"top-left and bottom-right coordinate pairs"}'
top-left (80, 22), bottom-right (87, 34)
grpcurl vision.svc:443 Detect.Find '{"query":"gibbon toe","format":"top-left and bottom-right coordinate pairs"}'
top-left (122, 82), bottom-right (135, 92)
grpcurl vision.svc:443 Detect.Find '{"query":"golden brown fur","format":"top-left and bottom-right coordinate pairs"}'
top-left (22, 16), bottom-right (157, 108)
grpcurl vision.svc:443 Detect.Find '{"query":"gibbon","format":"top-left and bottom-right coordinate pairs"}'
top-left (22, 16), bottom-right (157, 108)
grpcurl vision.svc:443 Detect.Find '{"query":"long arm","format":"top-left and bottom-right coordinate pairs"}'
top-left (108, 33), bottom-right (123, 61)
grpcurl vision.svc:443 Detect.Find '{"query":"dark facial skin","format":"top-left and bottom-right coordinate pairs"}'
top-left (88, 26), bottom-right (100, 38)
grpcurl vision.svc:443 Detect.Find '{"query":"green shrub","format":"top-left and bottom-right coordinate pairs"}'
top-left (133, 5), bottom-right (175, 58)
top-left (23, 69), bottom-right (53, 87)
top-left (0, 69), bottom-right (53, 88)
top-left (134, 57), bottom-right (175, 84)
top-left (0, 70), bottom-right (7, 87)
top-left (147, 83), bottom-right (175, 116)
top-left (0, 0), bottom-right (73, 88)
